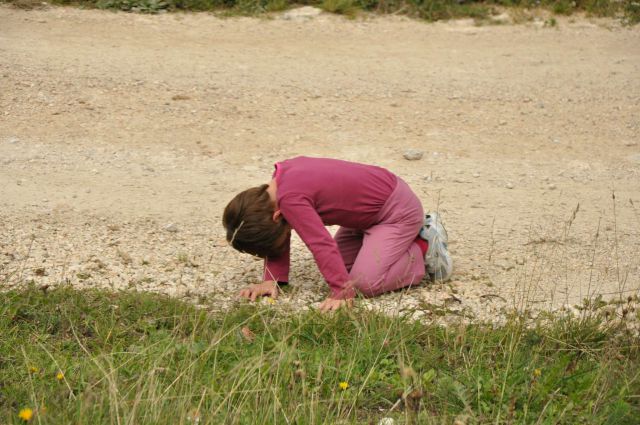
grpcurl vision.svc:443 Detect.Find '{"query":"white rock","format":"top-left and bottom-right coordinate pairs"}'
top-left (628, 153), bottom-right (640, 163)
top-left (164, 223), bottom-right (179, 233)
top-left (281, 6), bottom-right (323, 21)
top-left (403, 149), bottom-right (424, 161)
top-left (505, 182), bottom-right (514, 189)
top-left (492, 12), bottom-right (511, 24)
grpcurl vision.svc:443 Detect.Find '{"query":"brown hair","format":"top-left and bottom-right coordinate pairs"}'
top-left (223, 184), bottom-right (288, 258)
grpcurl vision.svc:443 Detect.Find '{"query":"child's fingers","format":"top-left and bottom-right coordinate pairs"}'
top-left (318, 298), bottom-right (353, 312)
top-left (319, 299), bottom-right (332, 313)
top-left (250, 290), bottom-right (259, 302)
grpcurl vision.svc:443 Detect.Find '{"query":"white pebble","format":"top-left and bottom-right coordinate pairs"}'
top-left (165, 223), bottom-right (179, 233)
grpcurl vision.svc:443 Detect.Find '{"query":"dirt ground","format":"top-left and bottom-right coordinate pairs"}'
top-left (1, 5), bottom-right (639, 322)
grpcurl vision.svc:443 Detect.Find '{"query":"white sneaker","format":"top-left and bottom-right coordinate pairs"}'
top-left (419, 212), bottom-right (453, 281)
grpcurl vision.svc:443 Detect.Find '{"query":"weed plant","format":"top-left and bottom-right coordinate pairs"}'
top-left (1, 285), bottom-right (638, 424)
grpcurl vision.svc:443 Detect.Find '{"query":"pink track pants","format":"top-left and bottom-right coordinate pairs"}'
top-left (334, 178), bottom-right (426, 297)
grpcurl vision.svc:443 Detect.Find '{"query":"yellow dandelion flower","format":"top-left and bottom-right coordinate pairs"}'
top-left (264, 297), bottom-right (276, 305)
top-left (56, 371), bottom-right (64, 381)
top-left (339, 381), bottom-right (349, 390)
top-left (533, 368), bottom-right (542, 377)
top-left (28, 366), bottom-right (39, 374)
top-left (18, 408), bottom-right (33, 422)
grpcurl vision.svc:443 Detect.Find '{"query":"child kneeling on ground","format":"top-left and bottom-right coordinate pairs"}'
top-left (223, 156), bottom-right (452, 312)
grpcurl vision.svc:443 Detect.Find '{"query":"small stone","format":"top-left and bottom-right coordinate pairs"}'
top-left (165, 223), bottom-right (178, 233)
top-left (499, 120), bottom-right (507, 126)
top-left (624, 141), bottom-right (637, 147)
top-left (403, 149), bottom-right (424, 161)
top-left (548, 183), bottom-right (556, 190)
top-left (495, 259), bottom-right (514, 271)
top-left (505, 182), bottom-right (514, 189)
top-left (472, 172), bottom-right (480, 178)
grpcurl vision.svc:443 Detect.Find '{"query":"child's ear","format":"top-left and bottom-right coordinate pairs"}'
top-left (272, 209), bottom-right (282, 222)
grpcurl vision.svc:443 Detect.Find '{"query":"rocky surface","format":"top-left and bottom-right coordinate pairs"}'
top-left (1, 5), bottom-right (639, 324)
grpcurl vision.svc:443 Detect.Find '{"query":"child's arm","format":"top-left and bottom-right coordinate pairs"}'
top-left (279, 194), bottom-right (355, 300)
top-left (263, 234), bottom-right (290, 283)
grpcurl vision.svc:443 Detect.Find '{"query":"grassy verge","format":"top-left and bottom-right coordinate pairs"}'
top-left (1, 286), bottom-right (639, 424)
top-left (3, 0), bottom-right (640, 24)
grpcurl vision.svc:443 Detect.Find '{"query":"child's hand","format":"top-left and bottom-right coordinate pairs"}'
top-left (238, 281), bottom-right (279, 302)
top-left (318, 297), bottom-right (353, 313)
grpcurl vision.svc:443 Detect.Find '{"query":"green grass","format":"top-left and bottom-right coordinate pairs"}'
top-left (3, 0), bottom-right (639, 24)
top-left (1, 286), bottom-right (639, 424)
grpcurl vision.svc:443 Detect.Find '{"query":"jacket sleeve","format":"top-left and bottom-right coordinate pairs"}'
top-left (279, 194), bottom-right (356, 299)
top-left (262, 234), bottom-right (290, 283)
